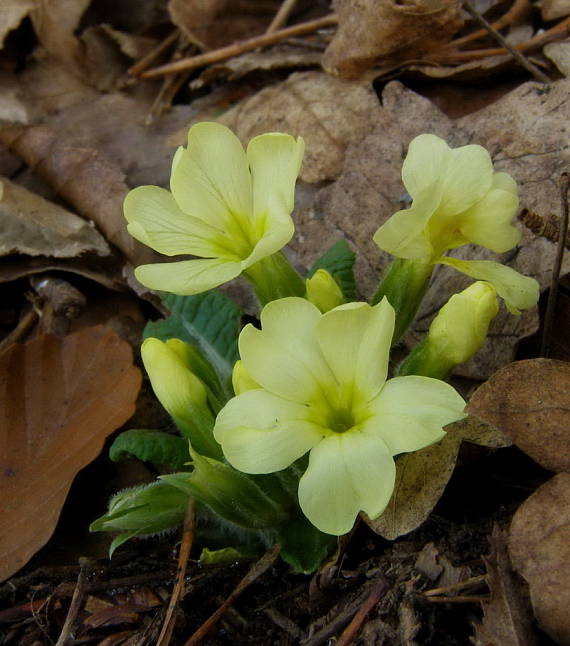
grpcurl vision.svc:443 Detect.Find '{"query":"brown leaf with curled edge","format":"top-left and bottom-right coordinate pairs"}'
top-left (0, 0), bottom-right (36, 50)
top-left (0, 123), bottom-right (156, 266)
top-left (473, 527), bottom-right (537, 646)
top-left (365, 416), bottom-right (510, 540)
top-left (218, 71), bottom-right (381, 184)
top-left (467, 359), bottom-right (570, 473)
top-left (0, 177), bottom-right (109, 258)
top-left (0, 326), bottom-right (141, 582)
top-left (509, 474), bottom-right (570, 645)
top-left (323, 0), bottom-right (463, 79)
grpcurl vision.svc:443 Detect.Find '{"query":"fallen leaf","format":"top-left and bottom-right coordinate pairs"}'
top-left (0, 0), bottom-right (36, 50)
top-left (218, 71), bottom-right (381, 183)
top-left (473, 527), bottom-right (537, 646)
top-left (544, 40), bottom-right (570, 76)
top-left (542, 0), bottom-right (570, 20)
top-left (509, 474), bottom-right (570, 645)
top-left (0, 73), bottom-right (28, 124)
top-left (300, 78), bottom-right (570, 378)
top-left (323, 0), bottom-right (463, 79)
top-left (0, 123), bottom-right (156, 265)
top-left (467, 359), bottom-right (570, 473)
top-left (194, 44), bottom-right (323, 87)
top-left (29, 0), bottom-right (91, 74)
top-left (0, 326), bottom-right (142, 581)
top-left (365, 416), bottom-right (510, 539)
top-left (0, 177), bottom-right (110, 258)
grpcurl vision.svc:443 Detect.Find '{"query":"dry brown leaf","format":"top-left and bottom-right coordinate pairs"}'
top-left (509, 474), bottom-right (570, 645)
top-left (168, 0), bottom-right (277, 49)
top-left (0, 177), bottom-right (109, 258)
top-left (0, 0), bottom-right (36, 49)
top-left (218, 71), bottom-right (381, 183)
top-left (467, 359), bottom-right (570, 473)
top-left (0, 123), bottom-right (156, 266)
top-left (473, 527), bottom-right (537, 646)
top-left (544, 40), bottom-right (570, 76)
top-left (0, 72), bottom-right (29, 124)
top-left (542, 0), bottom-right (570, 19)
top-left (323, 0), bottom-right (463, 79)
top-left (365, 417), bottom-right (509, 539)
top-left (194, 44), bottom-right (322, 87)
top-left (299, 78), bottom-right (570, 378)
top-left (0, 326), bottom-right (141, 581)
top-left (29, 0), bottom-right (91, 74)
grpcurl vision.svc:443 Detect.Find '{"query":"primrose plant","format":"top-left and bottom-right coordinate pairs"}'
top-left (91, 123), bottom-right (539, 572)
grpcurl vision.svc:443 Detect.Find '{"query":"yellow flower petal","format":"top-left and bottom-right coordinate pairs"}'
top-left (438, 257), bottom-right (539, 314)
top-left (214, 389), bottom-right (323, 473)
top-left (135, 258), bottom-right (242, 295)
top-left (316, 299), bottom-right (394, 401)
top-left (458, 172), bottom-right (521, 253)
top-left (239, 298), bottom-right (334, 402)
top-left (368, 376), bottom-right (466, 454)
top-left (298, 432), bottom-right (395, 535)
top-left (170, 123), bottom-right (252, 233)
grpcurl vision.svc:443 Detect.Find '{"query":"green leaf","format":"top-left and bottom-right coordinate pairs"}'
top-left (144, 290), bottom-right (241, 395)
top-left (109, 429), bottom-right (190, 469)
top-left (274, 513), bottom-right (337, 573)
top-left (309, 239), bottom-right (357, 300)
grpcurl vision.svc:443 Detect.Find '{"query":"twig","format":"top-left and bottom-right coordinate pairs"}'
top-left (423, 574), bottom-right (487, 597)
top-left (55, 559), bottom-right (90, 646)
top-left (182, 544), bottom-right (281, 645)
top-left (156, 500), bottom-right (196, 646)
top-left (424, 595), bottom-right (490, 603)
top-left (461, 0), bottom-right (550, 82)
top-left (129, 30), bottom-right (180, 77)
top-left (336, 578), bottom-right (389, 646)
top-left (0, 306), bottom-right (38, 354)
top-left (445, 0), bottom-right (529, 49)
top-left (541, 173), bottom-right (569, 357)
top-left (141, 14), bottom-right (338, 79)
top-left (267, 0), bottom-right (300, 33)
top-left (429, 15), bottom-right (570, 63)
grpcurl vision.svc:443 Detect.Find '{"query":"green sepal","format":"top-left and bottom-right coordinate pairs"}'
top-left (90, 481), bottom-right (189, 555)
top-left (243, 251), bottom-right (306, 306)
top-left (271, 513), bottom-right (337, 574)
top-left (397, 338), bottom-right (452, 380)
top-left (109, 429), bottom-right (191, 470)
top-left (309, 239), bottom-right (357, 300)
top-left (161, 453), bottom-right (291, 530)
top-left (144, 290), bottom-right (241, 397)
top-left (371, 257), bottom-right (433, 343)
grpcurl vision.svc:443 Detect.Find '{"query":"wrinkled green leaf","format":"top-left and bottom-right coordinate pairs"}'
top-left (144, 290), bottom-right (241, 394)
top-left (309, 239), bottom-right (357, 300)
top-left (273, 513), bottom-right (337, 573)
top-left (109, 429), bottom-right (190, 469)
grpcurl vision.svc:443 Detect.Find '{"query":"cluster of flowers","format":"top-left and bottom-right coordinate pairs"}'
top-left (93, 123), bottom-right (539, 558)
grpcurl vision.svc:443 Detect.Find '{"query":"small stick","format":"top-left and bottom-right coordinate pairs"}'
top-left (430, 15), bottom-right (570, 63)
top-left (267, 0), bottom-right (300, 33)
top-left (445, 0), bottom-right (529, 49)
top-left (423, 574), bottom-right (487, 597)
top-left (129, 30), bottom-right (180, 77)
top-left (541, 173), bottom-right (569, 357)
top-left (182, 544), bottom-right (280, 645)
top-left (462, 0), bottom-right (550, 82)
top-left (0, 307), bottom-right (37, 354)
top-left (156, 500), bottom-right (196, 646)
top-left (141, 14), bottom-right (338, 79)
top-left (55, 559), bottom-right (90, 646)
top-left (335, 578), bottom-right (389, 646)
top-left (425, 595), bottom-right (490, 603)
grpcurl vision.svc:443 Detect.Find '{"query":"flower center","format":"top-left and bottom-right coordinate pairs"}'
top-left (327, 407), bottom-right (356, 434)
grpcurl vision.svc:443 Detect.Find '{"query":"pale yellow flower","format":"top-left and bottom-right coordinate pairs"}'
top-left (124, 122), bottom-right (304, 295)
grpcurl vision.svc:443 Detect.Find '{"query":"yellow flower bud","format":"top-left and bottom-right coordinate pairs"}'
top-left (141, 337), bottom-right (221, 458)
top-left (232, 359), bottom-right (261, 395)
top-left (429, 281), bottom-right (499, 365)
top-left (305, 269), bottom-right (344, 313)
